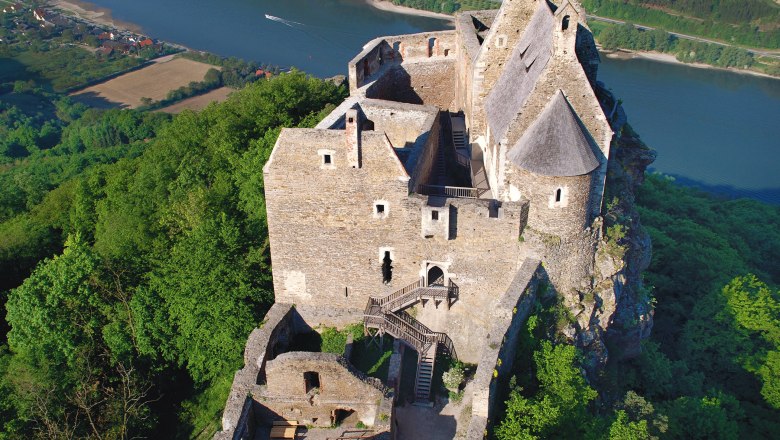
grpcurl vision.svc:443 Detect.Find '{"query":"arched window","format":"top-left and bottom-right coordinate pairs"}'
top-left (555, 188), bottom-right (562, 202)
top-left (562, 15), bottom-right (570, 31)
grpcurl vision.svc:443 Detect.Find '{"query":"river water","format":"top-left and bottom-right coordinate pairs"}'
top-left (85, 0), bottom-right (780, 204)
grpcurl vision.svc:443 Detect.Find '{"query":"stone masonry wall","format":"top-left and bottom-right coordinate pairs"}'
top-left (258, 352), bottom-right (390, 427)
top-left (215, 303), bottom-right (295, 439)
top-left (465, 259), bottom-right (540, 439)
top-left (264, 125), bottom-right (530, 361)
top-left (511, 168), bottom-right (594, 238)
top-left (349, 31), bottom-right (457, 94)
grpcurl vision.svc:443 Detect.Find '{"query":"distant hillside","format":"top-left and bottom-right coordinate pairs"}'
top-left (583, 0), bottom-right (780, 48)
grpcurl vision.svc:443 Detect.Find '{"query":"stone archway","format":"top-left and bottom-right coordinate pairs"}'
top-left (427, 265), bottom-right (445, 286)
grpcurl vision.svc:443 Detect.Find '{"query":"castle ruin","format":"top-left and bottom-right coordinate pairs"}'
top-left (216, 1), bottom-right (653, 438)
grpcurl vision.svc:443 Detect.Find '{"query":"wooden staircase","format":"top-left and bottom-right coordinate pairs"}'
top-left (363, 278), bottom-right (458, 404)
top-left (415, 346), bottom-right (436, 405)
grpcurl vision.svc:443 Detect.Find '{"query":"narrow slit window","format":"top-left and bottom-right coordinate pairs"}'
top-left (555, 188), bottom-right (562, 202)
top-left (382, 251), bottom-right (393, 283)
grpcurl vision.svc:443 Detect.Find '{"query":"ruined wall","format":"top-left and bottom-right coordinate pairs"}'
top-left (360, 100), bottom-right (438, 150)
top-left (348, 32), bottom-right (459, 110)
top-left (406, 112), bottom-right (440, 192)
top-left (258, 352), bottom-right (390, 427)
top-left (465, 259), bottom-right (540, 439)
top-left (264, 126), bottom-right (529, 361)
top-left (215, 303), bottom-right (296, 439)
top-left (349, 40), bottom-right (397, 94)
top-left (365, 61), bottom-right (457, 110)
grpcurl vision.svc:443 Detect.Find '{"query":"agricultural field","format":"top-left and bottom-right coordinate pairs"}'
top-left (159, 86), bottom-right (233, 114)
top-left (71, 55), bottom-right (217, 108)
top-left (0, 45), bottom-right (143, 92)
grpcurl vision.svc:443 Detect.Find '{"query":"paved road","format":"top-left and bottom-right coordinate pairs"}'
top-left (586, 14), bottom-right (780, 60)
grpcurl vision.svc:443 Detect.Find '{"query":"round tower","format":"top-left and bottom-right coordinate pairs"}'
top-left (507, 90), bottom-right (599, 237)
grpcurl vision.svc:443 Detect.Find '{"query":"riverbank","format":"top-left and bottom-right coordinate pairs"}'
top-left (365, 0), bottom-right (454, 21)
top-left (48, 0), bottom-right (144, 34)
top-left (602, 49), bottom-right (780, 81)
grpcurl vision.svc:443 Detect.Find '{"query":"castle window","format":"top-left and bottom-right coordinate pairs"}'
top-left (555, 188), bottom-right (562, 202)
top-left (304, 371), bottom-right (320, 393)
top-left (431, 210), bottom-right (439, 221)
top-left (382, 251), bottom-right (393, 283)
top-left (348, 116), bottom-right (354, 124)
top-left (374, 200), bottom-right (389, 218)
top-left (318, 149), bottom-right (336, 169)
top-left (562, 15), bottom-right (570, 31)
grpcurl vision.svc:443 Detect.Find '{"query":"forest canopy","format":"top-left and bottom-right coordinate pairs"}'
top-left (0, 71), bottom-right (346, 438)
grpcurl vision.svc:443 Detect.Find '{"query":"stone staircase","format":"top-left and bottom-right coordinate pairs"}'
top-left (363, 278), bottom-right (458, 404)
top-left (450, 113), bottom-right (469, 164)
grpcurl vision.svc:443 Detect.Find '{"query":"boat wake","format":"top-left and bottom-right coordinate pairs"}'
top-left (265, 14), bottom-right (303, 27)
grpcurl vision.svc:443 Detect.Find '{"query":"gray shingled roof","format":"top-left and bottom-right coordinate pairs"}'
top-left (507, 90), bottom-right (599, 177)
top-left (484, 1), bottom-right (554, 145)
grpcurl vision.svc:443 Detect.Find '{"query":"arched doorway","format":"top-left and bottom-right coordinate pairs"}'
top-left (427, 265), bottom-right (445, 286)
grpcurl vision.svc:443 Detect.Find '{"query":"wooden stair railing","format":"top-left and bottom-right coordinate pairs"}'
top-left (363, 278), bottom-right (460, 403)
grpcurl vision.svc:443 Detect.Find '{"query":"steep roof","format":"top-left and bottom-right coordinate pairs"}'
top-left (507, 90), bottom-right (599, 177)
top-left (484, 0), bottom-right (554, 144)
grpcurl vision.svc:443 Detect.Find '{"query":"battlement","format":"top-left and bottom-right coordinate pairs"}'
top-left (348, 31), bottom-right (458, 92)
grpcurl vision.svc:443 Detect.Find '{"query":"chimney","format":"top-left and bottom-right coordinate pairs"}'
top-left (345, 109), bottom-right (361, 168)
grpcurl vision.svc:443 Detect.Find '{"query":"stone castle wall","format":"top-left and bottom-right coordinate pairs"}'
top-left (264, 124), bottom-right (530, 360)
top-left (260, 352), bottom-right (389, 427)
top-left (511, 168), bottom-right (593, 237)
top-left (347, 32), bottom-right (459, 110)
top-left (466, 259), bottom-right (540, 439)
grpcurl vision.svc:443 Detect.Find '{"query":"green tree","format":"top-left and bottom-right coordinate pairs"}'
top-left (496, 341), bottom-right (597, 439)
top-left (608, 410), bottom-right (650, 440)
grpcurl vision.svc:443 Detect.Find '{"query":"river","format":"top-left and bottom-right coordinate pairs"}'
top-left (83, 0), bottom-right (780, 204)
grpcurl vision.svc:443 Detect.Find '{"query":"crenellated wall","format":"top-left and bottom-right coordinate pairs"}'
top-left (348, 31), bottom-right (459, 110)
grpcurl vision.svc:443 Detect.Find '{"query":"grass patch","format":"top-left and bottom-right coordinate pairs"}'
top-left (351, 336), bottom-right (394, 379)
top-left (320, 323), bottom-right (363, 354)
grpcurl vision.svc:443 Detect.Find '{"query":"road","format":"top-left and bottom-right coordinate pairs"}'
top-left (586, 14), bottom-right (780, 60)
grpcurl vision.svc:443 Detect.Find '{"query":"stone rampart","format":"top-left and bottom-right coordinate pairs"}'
top-left (215, 303), bottom-right (296, 439)
top-left (465, 258), bottom-right (540, 439)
